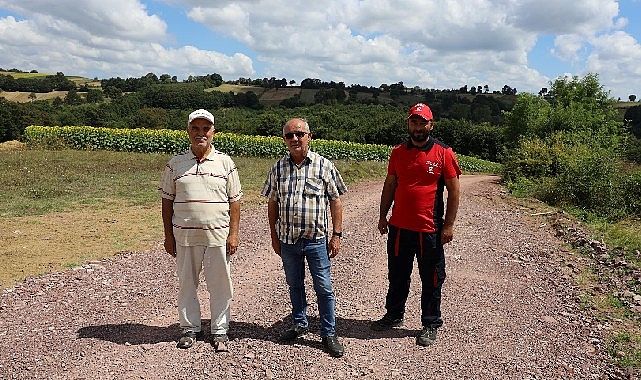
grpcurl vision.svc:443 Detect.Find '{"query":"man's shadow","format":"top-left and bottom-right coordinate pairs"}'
top-left (77, 315), bottom-right (417, 346)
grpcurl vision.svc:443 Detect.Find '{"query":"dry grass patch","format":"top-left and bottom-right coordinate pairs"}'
top-left (0, 201), bottom-right (163, 289)
top-left (1, 90), bottom-right (69, 103)
top-left (0, 140), bottom-right (27, 151)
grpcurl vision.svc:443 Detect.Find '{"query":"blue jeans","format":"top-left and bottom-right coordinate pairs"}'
top-left (280, 237), bottom-right (336, 337)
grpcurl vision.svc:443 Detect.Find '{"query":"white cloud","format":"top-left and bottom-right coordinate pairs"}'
top-left (0, 0), bottom-right (254, 79)
top-left (0, 0), bottom-right (639, 98)
top-left (586, 31), bottom-right (641, 98)
top-left (514, 0), bottom-right (618, 35)
top-left (552, 34), bottom-right (586, 62)
top-left (0, 0), bottom-right (168, 41)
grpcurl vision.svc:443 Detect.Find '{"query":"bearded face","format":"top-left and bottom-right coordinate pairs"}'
top-left (407, 115), bottom-right (433, 143)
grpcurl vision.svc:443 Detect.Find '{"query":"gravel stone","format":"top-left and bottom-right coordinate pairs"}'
top-left (0, 175), bottom-right (629, 379)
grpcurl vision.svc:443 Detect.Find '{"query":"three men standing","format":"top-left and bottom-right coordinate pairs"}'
top-left (160, 103), bottom-right (460, 355)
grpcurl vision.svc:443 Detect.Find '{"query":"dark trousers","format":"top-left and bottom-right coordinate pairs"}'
top-left (384, 224), bottom-right (446, 328)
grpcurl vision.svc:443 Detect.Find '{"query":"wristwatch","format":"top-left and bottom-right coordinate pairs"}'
top-left (332, 231), bottom-right (342, 238)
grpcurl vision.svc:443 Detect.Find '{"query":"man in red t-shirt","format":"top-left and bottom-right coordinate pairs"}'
top-left (371, 103), bottom-right (461, 347)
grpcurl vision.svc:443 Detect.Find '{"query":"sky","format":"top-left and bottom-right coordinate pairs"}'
top-left (0, 0), bottom-right (640, 100)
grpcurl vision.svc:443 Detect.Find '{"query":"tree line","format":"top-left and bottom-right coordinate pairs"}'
top-left (1, 69), bottom-right (640, 222)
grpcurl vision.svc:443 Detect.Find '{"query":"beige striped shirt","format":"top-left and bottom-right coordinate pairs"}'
top-left (159, 147), bottom-right (242, 247)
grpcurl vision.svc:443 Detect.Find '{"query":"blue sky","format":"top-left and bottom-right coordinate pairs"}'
top-left (0, 0), bottom-right (640, 100)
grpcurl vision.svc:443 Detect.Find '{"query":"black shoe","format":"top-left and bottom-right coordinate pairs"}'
top-left (177, 330), bottom-right (203, 349)
top-left (370, 315), bottom-right (404, 331)
top-left (416, 326), bottom-right (437, 346)
top-left (322, 336), bottom-right (344, 358)
top-left (279, 325), bottom-right (309, 341)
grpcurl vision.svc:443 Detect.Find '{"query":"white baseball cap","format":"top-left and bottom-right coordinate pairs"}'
top-left (188, 109), bottom-right (215, 126)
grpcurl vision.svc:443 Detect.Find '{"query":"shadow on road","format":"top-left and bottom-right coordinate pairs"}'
top-left (76, 315), bottom-right (418, 346)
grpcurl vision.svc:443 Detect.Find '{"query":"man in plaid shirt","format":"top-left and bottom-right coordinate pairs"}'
top-left (261, 118), bottom-right (347, 358)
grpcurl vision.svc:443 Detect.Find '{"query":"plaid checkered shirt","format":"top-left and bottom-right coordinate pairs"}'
top-left (261, 150), bottom-right (347, 244)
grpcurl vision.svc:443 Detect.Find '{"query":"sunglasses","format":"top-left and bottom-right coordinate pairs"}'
top-left (284, 131), bottom-right (308, 139)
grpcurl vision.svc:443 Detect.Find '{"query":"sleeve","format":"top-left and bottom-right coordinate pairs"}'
top-left (325, 162), bottom-right (348, 200)
top-left (226, 157), bottom-right (243, 202)
top-left (387, 147), bottom-right (398, 176)
top-left (444, 148), bottom-right (462, 179)
top-left (158, 162), bottom-right (176, 200)
top-left (260, 164), bottom-right (278, 201)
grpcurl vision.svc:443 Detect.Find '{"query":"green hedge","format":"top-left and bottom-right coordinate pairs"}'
top-left (23, 125), bottom-right (502, 173)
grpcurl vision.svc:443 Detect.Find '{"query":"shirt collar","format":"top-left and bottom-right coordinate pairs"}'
top-left (406, 137), bottom-right (434, 151)
top-left (288, 149), bottom-right (313, 166)
top-left (189, 145), bottom-right (215, 161)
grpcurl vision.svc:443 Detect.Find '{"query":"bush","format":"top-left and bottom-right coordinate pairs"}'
top-left (619, 170), bottom-right (641, 216)
top-left (552, 144), bottom-right (623, 219)
top-left (624, 136), bottom-right (641, 164)
top-left (501, 137), bottom-right (558, 181)
top-left (502, 129), bottom-right (640, 220)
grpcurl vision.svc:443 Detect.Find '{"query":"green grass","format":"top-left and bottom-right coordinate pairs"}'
top-left (607, 333), bottom-right (641, 368)
top-left (1, 149), bottom-right (389, 219)
top-left (1, 150), bottom-right (171, 217)
top-left (587, 217), bottom-right (641, 253)
top-left (0, 148), bottom-right (389, 289)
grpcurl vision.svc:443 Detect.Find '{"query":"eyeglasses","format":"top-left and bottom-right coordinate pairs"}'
top-left (284, 131), bottom-right (308, 139)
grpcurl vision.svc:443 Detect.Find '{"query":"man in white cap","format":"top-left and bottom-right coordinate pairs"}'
top-left (372, 103), bottom-right (461, 347)
top-left (159, 109), bottom-right (242, 352)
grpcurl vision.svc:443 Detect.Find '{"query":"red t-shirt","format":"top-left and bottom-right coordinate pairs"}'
top-left (388, 139), bottom-right (461, 233)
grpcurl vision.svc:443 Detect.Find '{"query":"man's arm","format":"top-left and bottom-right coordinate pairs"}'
top-left (227, 200), bottom-right (240, 255)
top-left (161, 197), bottom-right (176, 257)
top-left (328, 197), bottom-right (343, 258)
top-left (378, 174), bottom-right (397, 235)
top-left (441, 176), bottom-right (460, 244)
top-left (267, 199), bottom-right (281, 255)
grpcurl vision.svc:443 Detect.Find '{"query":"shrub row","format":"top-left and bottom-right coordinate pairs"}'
top-left (23, 125), bottom-right (501, 173)
top-left (503, 132), bottom-right (641, 220)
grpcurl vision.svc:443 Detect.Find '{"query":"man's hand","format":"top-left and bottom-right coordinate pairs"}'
top-left (164, 235), bottom-right (176, 257)
top-left (441, 225), bottom-right (454, 245)
top-left (378, 217), bottom-right (389, 235)
top-left (328, 235), bottom-right (341, 258)
top-left (227, 234), bottom-right (240, 255)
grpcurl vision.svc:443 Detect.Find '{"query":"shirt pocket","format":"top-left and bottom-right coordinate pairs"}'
top-left (303, 178), bottom-right (324, 198)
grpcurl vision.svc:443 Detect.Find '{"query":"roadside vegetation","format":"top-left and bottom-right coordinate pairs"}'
top-left (500, 74), bottom-right (641, 370)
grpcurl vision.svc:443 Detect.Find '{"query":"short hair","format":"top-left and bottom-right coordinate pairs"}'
top-left (283, 118), bottom-right (310, 134)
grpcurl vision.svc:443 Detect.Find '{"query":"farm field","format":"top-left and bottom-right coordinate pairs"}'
top-left (0, 146), bottom-right (388, 289)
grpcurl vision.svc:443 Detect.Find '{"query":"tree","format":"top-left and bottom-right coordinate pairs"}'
top-left (86, 89), bottom-right (104, 103)
top-left (130, 107), bottom-right (170, 129)
top-left (103, 86), bottom-right (122, 100)
top-left (545, 73), bottom-right (621, 136)
top-left (64, 89), bottom-right (83, 105)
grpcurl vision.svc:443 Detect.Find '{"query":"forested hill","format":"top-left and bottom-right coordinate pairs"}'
top-left (1, 69), bottom-right (640, 163)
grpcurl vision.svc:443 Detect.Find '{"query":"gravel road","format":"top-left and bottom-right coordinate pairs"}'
top-left (0, 175), bottom-right (627, 379)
